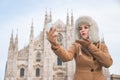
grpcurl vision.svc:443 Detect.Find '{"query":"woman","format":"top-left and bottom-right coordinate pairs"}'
top-left (46, 16), bottom-right (113, 80)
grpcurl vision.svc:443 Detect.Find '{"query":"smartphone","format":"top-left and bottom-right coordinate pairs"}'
top-left (46, 23), bottom-right (52, 32)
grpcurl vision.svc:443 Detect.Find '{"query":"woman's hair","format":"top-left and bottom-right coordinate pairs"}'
top-left (75, 16), bottom-right (100, 43)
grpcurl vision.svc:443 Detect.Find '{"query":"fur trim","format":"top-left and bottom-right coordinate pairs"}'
top-left (75, 16), bottom-right (100, 43)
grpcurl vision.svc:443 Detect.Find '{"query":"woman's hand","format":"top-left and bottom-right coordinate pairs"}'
top-left (76, 39), bottom-right (91, 48)
top-left (46, 27), bottom-right (58, 46)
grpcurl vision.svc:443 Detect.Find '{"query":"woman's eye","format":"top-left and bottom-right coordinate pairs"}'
top-left (79, 27), bottom-right (82, 30)
top-left (85, 26), bottom-right (88, 29)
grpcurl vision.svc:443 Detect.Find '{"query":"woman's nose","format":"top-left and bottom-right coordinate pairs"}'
top-left (81, 28), bottom-right (85, 32)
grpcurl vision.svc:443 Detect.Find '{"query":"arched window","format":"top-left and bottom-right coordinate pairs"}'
top-left (57, 57), bottom-right (62, 65)
top-left (20, 68), bottom-right (24, 77)
top-left (57, 33), bottom-right (63, 45)
top-left (36, 52), bottom-right (41, 62)
top-left (36, 68), bottom-right (40, 77)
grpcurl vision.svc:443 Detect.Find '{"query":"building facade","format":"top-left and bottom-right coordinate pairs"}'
top-left (4, 11), bottom-right (110, 80)
top-left (111, 74), bottom-right (120, 80)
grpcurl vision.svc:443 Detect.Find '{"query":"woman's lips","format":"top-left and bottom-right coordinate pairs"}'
top-left (82, 33), bottom-right (86, 35)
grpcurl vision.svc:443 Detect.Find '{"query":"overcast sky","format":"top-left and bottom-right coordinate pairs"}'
top-left (0, 0), bottom-right (120, 79)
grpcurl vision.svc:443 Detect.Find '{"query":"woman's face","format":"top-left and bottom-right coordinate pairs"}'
top-left (79, 24), bottom-right (90, 39)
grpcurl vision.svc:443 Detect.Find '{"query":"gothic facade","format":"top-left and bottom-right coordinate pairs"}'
top-left (4, 11), bottom-right (110, 80)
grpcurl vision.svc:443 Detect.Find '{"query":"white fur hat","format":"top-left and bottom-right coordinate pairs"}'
top-left (75, 16), bottom-right (100, 43)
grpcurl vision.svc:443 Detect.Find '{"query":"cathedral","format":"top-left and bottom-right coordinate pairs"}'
top-left (4, 11), bottom-right (111, 80)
